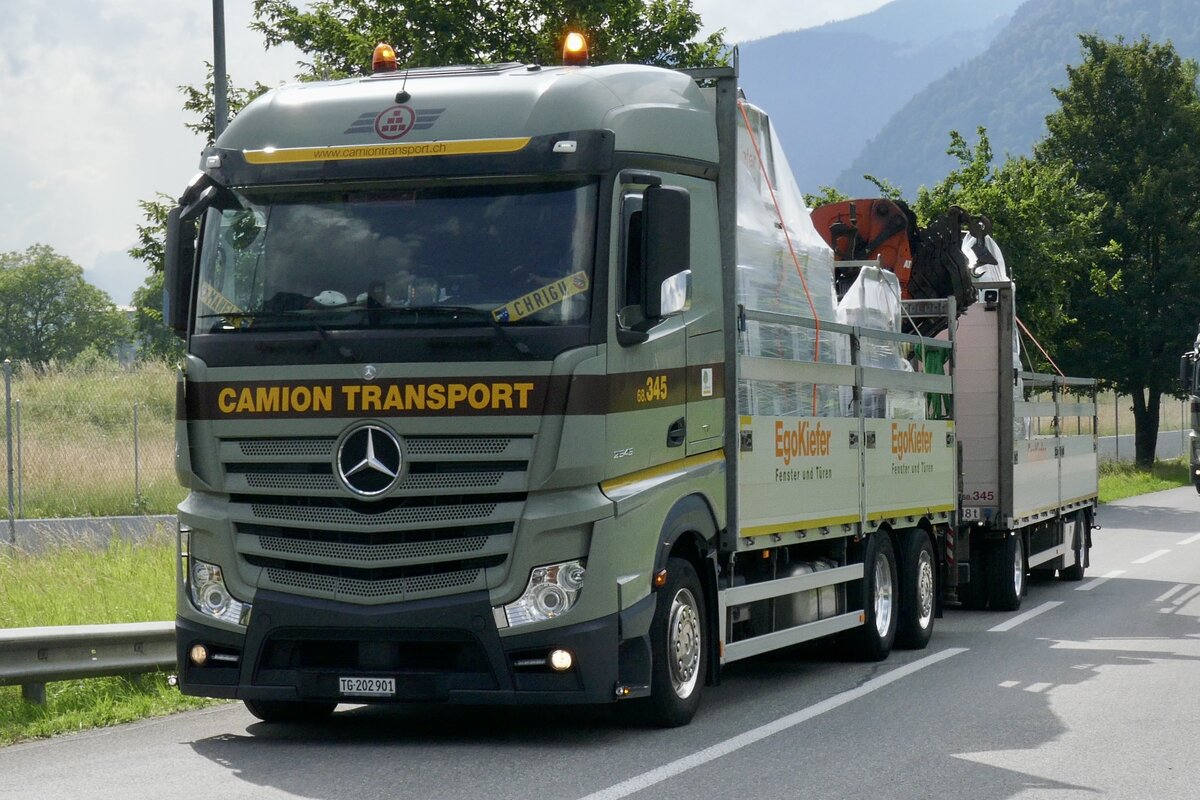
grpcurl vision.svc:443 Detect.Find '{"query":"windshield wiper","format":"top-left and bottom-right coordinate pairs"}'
top-left (397, 305), bottom-right (532, 356)
top-left (196, 311), bottom-right (357, 360)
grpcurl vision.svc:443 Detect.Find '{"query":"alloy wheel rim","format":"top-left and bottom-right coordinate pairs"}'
top-left (668, 588), bottom-right (701, 699)
top-left (874, 556), bottom-right (894, 637)
top-left (917, 549), bottom-right (935, 629)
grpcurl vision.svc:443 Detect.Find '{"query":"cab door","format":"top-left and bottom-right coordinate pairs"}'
top-left (604, 174), bottom-right (689, 479)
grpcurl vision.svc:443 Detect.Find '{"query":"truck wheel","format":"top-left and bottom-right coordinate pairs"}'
top-left (988, 533), bottom-right (1025, 612)
top-left (896, 531), bottom-right (935, 650)
top-left (243, 699), bottom-right (337, 724)
top-left (634, 557), bottom-right (706, 727)
top-left (1059, 512), bottom-right (1087, 581)
top-left (846, 534), bottom-right (898, 661)
top-left (958, 541), bottom-right (990, 610)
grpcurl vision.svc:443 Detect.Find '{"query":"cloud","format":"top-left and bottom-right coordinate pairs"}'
top-left (0, 0), bottom-right (301, 308)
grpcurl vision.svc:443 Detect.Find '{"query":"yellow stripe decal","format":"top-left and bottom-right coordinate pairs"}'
top-left (600, 451), bottom-right (724, 494)
top-left (866, 504), bottom-right (955, 522)
top-left (243, 137), bottom-right (533, 165)
top-left (1014, 495), bottom-right (1097, 519)
top-left (740, 514), bottom-right (861, 538)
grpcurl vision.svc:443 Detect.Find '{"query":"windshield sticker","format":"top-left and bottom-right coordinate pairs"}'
top-left (493, 270), bottom-right (589, 323)
top-left (198, 282), bottom-right (244, 316)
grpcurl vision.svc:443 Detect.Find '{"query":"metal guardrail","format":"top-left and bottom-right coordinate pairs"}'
top-left (0, 622), bottom-right (175, 704)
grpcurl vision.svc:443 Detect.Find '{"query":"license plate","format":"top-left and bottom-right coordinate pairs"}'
top-left (338, 676), bottom-right (395, 697)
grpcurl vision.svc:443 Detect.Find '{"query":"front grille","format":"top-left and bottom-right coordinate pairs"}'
top-left (405, 437), bottom-right (512, 456)
top-left (262, 564), bottom-right (484, 599)
top-left (219, 434), bottom-right (532, 604)
top-left (239, 439), bottom-right (333, 458)
top-left (249, 500), bottom-right (501, 528)
top-left (257, 533), bottom-right (490, 562)
top-left (260, 633), bottom-right (492, 673)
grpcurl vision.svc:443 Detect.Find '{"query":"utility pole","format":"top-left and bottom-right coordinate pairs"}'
top-left (213, 0), bottom-right (229, 139)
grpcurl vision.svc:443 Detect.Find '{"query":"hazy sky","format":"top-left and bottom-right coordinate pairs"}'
top-left (0, 0), bottom-right (888, 306)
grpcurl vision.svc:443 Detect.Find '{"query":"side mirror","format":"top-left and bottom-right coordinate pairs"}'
top-left (642, 184), bottom-right (691, 319)
top-left (1182, 354), bottom-right (1195, 395)
top-left (164, 205), bottom-right (197, 337)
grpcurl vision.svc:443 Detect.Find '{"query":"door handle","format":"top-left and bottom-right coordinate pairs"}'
top-left (667, 417), bottom-right (686, 448)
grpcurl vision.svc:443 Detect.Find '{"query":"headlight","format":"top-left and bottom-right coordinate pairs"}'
top-left (502, 560), bottom-right (586, 627)
top-left (188, 557), bottom-right (252, 626)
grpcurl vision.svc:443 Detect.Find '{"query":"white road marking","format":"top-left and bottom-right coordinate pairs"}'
top-left (1024, 682), bottom-right (1052, 693)
top-left (1173, 586), bottom-right (1200, 606)
top-left (575, 648), bottom-right (968, 800)
top-left (1178, 533), bottom-right (1200, 546)
top-left (1155, 584), bottom-right (1189, 603)
top-left (989, 601), bottom-right (1064, 633)
top-left (1132, 549), bottom-right (1171, 565)
top-left (1076, 570), bottom-right (1125, 591)
top-left (999, 680), bottom-right (1020, 688)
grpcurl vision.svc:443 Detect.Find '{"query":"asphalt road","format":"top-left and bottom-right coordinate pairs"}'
top-left (3, 487), bottom-right (1199, 800)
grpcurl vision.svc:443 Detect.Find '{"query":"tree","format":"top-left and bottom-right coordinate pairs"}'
top-left (1036, 35), bottom-right (1200, 466)
top-left (914, 127), bottom-right (1112, 353)
top-left (128, 67), bottom-right (268, 360)
top-left (129, 196), bottom-right (185, 362)
top-left (251, 0), bottom-right (726, 78)
top-left (0, 245), bottom-right (129, 366)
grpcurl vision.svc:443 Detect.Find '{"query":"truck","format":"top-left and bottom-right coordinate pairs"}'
top-left (163, 38), bottom-right (1098, 727)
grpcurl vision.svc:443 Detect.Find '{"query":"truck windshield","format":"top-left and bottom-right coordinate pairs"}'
top-left (193, 180), bottom-right (597, 334)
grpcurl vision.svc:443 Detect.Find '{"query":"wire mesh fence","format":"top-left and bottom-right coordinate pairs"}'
top-left (1096, 392), bottom-right (1189, 461)
top-left (2, 360), bottom-right (182, 519)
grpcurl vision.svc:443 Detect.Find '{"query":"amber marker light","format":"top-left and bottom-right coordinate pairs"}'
top-left (372, 42), bottom-right (398, 73)
top-left (562, 31), bottom-right (589, 66)
top-left (653, 569), bottom-right (668, 588)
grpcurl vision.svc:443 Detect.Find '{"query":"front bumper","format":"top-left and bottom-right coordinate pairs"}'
top-left (176, 588), bottom-right (655, 706)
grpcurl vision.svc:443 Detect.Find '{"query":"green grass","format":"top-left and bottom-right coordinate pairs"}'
top-left (6, 361), bottom-right (184, 517)
top-left (1098, 459), bottom-right (1190, 504)
top-left (0, 535), bottom-right (218, 746)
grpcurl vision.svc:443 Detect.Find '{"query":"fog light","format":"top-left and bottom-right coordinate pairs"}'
top-left (189, 644), bottom-right (209, 666)
top-left (549, 649), bottom-right (573, 672)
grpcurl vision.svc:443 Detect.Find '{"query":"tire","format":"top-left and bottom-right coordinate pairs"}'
top-left (628, 557), bottom-right (707, 728)
top-left (846, 534), bottom-right (898, 661)
top-left (1059, 512), bottom-right (1087, 582)
top-left (958, 539), bottom-right (990, 610)
top-left (896, 530), bottom-right (936, 650)
top-left (243, 699), bottom-right (337, 724)
top-left (988, 532), bottom-right (1025, 612)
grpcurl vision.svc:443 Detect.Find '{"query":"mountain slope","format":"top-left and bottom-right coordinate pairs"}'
top-left (835, 0), bottom-right (1200, 196)
top-left (735, 0), bottom-right (1023, 192)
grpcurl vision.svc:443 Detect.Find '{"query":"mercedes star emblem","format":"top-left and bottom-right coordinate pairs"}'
top-left (362, 364), bottom-right (378, 381)
top-left (336, 424), bottom-right (403, 497)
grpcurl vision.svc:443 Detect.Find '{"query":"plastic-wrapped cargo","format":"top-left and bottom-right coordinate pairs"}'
top-left (835, 266), bottom-right (925, 419)
top-left (735, 102), bottom-right (842, 417)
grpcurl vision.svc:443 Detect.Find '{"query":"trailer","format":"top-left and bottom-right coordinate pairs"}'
top-left (952, 282), bottom-right (1098, 609)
